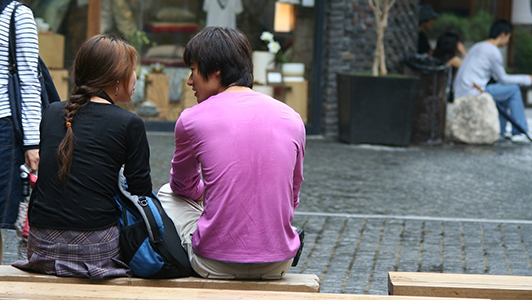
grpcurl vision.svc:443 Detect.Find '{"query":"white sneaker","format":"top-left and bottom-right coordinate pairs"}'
top-left (511, 134), bottom-right (531, 144)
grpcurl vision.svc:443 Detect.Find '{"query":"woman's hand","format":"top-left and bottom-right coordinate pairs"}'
top-left (25, 149), bottom-right (39, 173)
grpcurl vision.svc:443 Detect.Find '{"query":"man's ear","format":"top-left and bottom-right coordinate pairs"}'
top-left (498, 32), bottom-right (510, 40)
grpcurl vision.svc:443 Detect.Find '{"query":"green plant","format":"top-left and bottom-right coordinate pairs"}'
top-left (432, 10), bottom-right (493, 43)
top-left (431, 12), bottom-right (466, 37)
top-left (260, 31), bottom-right (288, 64)
top-left (129, 30), bottom-right (155, 55)
top-left (466, 10), bottom-right (493, 42)
top-left (513, 27), bottom-right (532, 74)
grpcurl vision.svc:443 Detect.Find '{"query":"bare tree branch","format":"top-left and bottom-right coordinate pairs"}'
top-left (368, 0), bottom-right (382, 17)
top-left (368, 0), bottom-right (396, 76)
top-left (385, 0), bottom-right (397, 14)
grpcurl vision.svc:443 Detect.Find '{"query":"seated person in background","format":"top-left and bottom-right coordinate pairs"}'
top-left (432, 31), bottom-right (467, 68)
top-left (453, 20), bottom-right (532, 143)
top-left (13, 35), bottom-right (152, 278)
top-left (157, 26), bottom-right (306, 280)
top-left (418, 5), bottom-right (439, 54)
top-left (432, 31), bottom-right (467, 102)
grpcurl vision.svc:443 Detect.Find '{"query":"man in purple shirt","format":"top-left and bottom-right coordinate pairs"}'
top-left (158, 27), bottom-right (306, 280)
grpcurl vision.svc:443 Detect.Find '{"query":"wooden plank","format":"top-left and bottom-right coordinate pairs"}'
top-left (48, 69), bottom-right (70, 101)
top-left (496, 0), bottom-right (512, 20)
top-left (180, 79), bottom-right (197, 110)
top-left (0, 266), bottom-right (319, 293)
top-left (145, 73), bottom-right (170, 120)
top-left (0, 281), bottom-right (490, 300)
top-left (168, 77), bottom-right (196, 120)
top-left (38, 33), bottom-right (65, 69)
top-left (389, 271), bottom-right (532, 300)
top-left (469, 0), bottom-right (476, 18)
top-left (86, 0), bottom-right (101, 39)
top-left (284, 81), bottom-right (308, 124)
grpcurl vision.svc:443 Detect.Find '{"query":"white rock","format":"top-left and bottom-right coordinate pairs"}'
top-left (449, 93), bottom-right (500, 144)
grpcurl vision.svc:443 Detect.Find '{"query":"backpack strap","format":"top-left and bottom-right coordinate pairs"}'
top-left (8, 3), bottom-right (17, 73)
top-left (7, 1), bottom-right (24, 146)
top-left (153, 240), bottom-right (190, 275)
top-left (0, 0), bottom-right (13, 14)
top-left (117, 168), bottom-right (162, 243)
top-left (137, 196), bottom-right (163, 243)
top-left (39, 56), bottom-right (61, 105)
top-left (117, 168), bottom-right (192, 275)
top-left (11, 2), bottom-right (61, 107)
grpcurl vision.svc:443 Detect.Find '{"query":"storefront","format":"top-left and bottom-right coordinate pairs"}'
top-left (27, 0), bottom-right (322, 134)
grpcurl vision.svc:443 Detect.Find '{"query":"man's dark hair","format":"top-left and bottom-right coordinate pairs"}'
top-left (183, 26), bottom-right (253, 88)
top-left (489, 20), bottom-right (512, 39)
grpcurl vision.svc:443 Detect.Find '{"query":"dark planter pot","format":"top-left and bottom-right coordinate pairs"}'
top-left (337, 74), bottom-right (419, 147)
top-left (404, 66), bottom-right (448, 145)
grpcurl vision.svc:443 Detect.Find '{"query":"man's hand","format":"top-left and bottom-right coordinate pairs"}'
top-left (25, 149), bottom-right (39, 173)
top-left (457, 41), bottom-right (467, 57)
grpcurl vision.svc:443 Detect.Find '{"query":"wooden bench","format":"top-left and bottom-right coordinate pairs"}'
top-left (0, 265), bottom-right (319, 293)
top-left (1, 281), bottom-right (491, 300)
top-left (388, 271), bottom-right (532, 300)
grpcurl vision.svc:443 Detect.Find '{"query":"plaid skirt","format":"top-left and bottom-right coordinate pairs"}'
top-left (12, 226), bottom-right (132, 279)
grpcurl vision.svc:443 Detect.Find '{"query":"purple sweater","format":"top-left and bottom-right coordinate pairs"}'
top-left (170, 91), bottom-right (305, 263)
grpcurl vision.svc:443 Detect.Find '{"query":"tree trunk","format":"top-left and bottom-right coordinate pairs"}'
top-left (379, 17), bottom-right (388, 76)
top-left (372, 27), bottom-right (383, 76)
top-left (368, 0), bottom-right (396, 76)
top-left (379, 35), bottom-right (386, 75)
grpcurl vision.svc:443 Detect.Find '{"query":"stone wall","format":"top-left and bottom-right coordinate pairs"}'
top-left (322, 0), bottom-right (418, 137)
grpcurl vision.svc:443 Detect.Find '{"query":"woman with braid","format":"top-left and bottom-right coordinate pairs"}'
top-left (12, 35), bottom-right (152, 279)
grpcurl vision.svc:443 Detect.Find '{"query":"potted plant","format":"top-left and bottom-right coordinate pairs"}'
top-left (254, 31), bottom-right (304, 85)
top-left (337, 0), bottom-right (419, 147)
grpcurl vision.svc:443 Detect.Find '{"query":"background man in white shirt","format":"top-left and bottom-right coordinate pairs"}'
top-left (453, 20), bottom-right (532, 143)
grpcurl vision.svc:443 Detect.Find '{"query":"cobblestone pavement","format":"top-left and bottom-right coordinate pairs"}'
top-left (4, 123), bottom-right (532, 295)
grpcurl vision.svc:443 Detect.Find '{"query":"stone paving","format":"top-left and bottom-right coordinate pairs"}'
top-left (3, 121), bottom-right (532, 295)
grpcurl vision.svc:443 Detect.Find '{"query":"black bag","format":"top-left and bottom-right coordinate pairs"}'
top-left (38, 56), bottom-right (61, 107)
top-left (291, 227), bottom-right (304, 267)
top-left (6, 1), bottom-right (60, 147)
top-left (403, 53), bottom-right (448, 74)
top-left (114, 168), bottom-right (194, 278)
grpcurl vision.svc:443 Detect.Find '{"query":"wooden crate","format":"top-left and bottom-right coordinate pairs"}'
top-left (38, 33), bottom-right (65, 69)
top-left (168, 78), bottom-right (197, 121)
top-left (48, 69), bottom-right (69, 101)
top-left (145, 73), bottom-right (169, 120)
top-left (284, 81), bottom-right (308, 124)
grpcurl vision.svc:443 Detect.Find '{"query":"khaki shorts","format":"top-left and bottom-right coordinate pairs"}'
top-left (157, 183), bottom-right (292, 279)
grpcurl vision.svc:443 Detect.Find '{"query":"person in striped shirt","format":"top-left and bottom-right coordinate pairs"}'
top-left (0, 0), bottom-right (41, 260)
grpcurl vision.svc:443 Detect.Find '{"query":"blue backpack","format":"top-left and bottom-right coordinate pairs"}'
top-left (114, 169), bottom-right (193, 278)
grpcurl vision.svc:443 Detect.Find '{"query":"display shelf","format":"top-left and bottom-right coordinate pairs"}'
top-left (144, 22), bottom-right (199, 33)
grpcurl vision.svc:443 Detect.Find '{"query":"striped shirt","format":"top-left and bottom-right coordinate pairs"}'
top-left (0, 1), bottom-right (41, 147)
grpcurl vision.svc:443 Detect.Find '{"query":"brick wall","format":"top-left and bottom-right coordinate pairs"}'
top-left (322, 0), bottom-right (418, 137)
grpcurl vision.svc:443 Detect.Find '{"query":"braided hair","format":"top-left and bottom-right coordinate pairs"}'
top-left (56, 35), bottom-right (138, 183)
